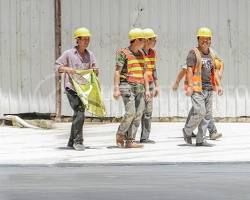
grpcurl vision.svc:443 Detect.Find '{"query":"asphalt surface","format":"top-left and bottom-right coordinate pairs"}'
top-left (0, 163), bottom-right (250, 200)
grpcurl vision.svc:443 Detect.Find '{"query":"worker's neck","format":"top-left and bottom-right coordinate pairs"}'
top-left (143, 46), bottom-right (150, 52)
top-left (198, 46), bottom-right (209, 55)
top-left (129, 45), bottom-right (140, 53)
top-left (77, 46), bottom-right (86, 55)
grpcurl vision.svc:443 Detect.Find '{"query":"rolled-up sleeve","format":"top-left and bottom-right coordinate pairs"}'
top-left (54, 51), bottom-right (68, 72)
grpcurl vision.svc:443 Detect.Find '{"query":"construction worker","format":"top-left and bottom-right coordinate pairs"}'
top-left (54, 27), bottom-right (99, 151)
top-left (113, 28), bottom-right (150, 148)
top-left (182, 27), bottom-right (223, 146)
top-left (139, 28), bottom-right (160, 143)
top-left (173, 55), bottom-right (223, 140)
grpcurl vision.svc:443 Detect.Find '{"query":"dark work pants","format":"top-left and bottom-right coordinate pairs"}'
top-left (66, 88), bottom-right (85, 145)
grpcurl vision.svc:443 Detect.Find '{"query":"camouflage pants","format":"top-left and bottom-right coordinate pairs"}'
top-left (117, 83), bottom-right (145, 141)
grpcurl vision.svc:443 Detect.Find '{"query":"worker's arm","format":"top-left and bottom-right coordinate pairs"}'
top-left (214, 69), bottom-right (223, 96)
top-left (58, 66), bottom-right (76, 74)
top-left (113, 66), bottom-right (121, 100)
top-left (218, 62), bottom-right (224, 80)
top-left (172, 68), bottom-right (186, 91)
top-left (143, 61), bottom-right (150, 100)
top-left (185, 67), bottom-right (193, 96)
top-left (152, 67), bottom-right (160, 97)
top-left (54, 51), bottom-right (76, 74)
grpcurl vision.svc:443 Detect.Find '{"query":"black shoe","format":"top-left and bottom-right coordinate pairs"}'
top-left (140, 139), bottom-right (156, 144)
top-left (183, 128), bottom-right (192, 144)
top-left (196, 141), bottom-right (214, 147)
top-left (191, 132), bottom-right (196, 137)
top-left (67, 140), bottom-right (74, 148)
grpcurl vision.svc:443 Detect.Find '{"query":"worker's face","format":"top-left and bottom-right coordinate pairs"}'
top-left (148, 37), bottom-right (156, 48)
top-left (77, 36), bottom-right (90, 48)
top-left (198, 36), bottom-right (211, 50)
top-left (135, 38), bottom-right (146, 49)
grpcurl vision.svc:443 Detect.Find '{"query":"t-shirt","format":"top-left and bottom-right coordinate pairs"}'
top-left (186, 49), bottom-right (213, 91)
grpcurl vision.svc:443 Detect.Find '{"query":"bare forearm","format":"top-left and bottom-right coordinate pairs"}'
top-left (144, 72), bottom-right (149, 91)
top-left (186, 67), bottom-right (193, 86)
top-left (219, 63), bottom-right (224, 79)
top-left (215, 70), bottom-right (222, 87)
top-left (114, 70), bottom-right (120, 88)
top-left (175, 70), bottom-right (186, 84)
top-left (154, 79), bottom-right (160, 87)
top-left (58, 65), bottom-right (69, 73)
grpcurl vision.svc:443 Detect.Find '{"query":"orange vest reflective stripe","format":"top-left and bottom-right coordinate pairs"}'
top-left (185, 48), bottom-right (217, 92)
top-left (143, 49), bottom-right (156, 82)
top-left (122, 48), bottom-right (145, 84)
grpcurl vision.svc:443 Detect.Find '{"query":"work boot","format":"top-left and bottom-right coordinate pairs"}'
top-left (209, 132), bottom-right (222, 140)
top-left (125, 140), bottom-right (143, 148)
top-left (182, 128), bottom-right (192, 144)
top-left (116, 133), bottom-right (126, 148)
top-left (73, 143), bottom-right (85, 151)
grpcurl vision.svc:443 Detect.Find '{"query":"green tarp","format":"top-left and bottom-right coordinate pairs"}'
top-left (70, 69), bottom-right (106, 117)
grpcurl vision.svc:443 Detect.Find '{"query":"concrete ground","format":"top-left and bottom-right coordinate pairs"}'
top-left (0, 122), bottom-right (250, 165)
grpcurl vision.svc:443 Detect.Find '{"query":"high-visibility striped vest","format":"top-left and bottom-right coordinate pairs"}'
top-left (143, 48), bottom-right (156, 82)
top-left (121, 48), bottom-right (145, 84)
top-left (185, 47), bottom-right (217, 92)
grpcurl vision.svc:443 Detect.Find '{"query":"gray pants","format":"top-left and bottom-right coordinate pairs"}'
top-left (117, 83), bottom-right (145, 141)
top-left (140, 84), bottom-right (154, 140)
top-left (207, 118), bottom-right (217, 134)
top-left (186, 107), bottom-right (218, 135)
top-left (184, 91), bottom-right (213, 144)
top-left (66, 88), bottom-right (85, 145)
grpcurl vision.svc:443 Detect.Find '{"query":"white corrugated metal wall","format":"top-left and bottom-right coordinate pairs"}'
top-left (1, 0), bottom-right (250, 118)
top-left (0, 0), bottom-right (55, 116)
top-left (61, 0), bottom-right (250, 117)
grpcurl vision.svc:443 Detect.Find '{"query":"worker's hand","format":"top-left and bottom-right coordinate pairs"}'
top-left (113, 87), bottom-right (121, 100)
top-left (66, 67), bottom-right (76, 74)
top-left (92, 67), bottom-right (99, 76)
top-left (217, 86), bottom-right (223, 96)
top-left (145, 89), bottom-right (151, 101)
top-left (153, 86), bottom-right (160, 97)
top-left (185, 86), bottom-right (193, 96)
top-left (172, 82), bottom-right (179, 91)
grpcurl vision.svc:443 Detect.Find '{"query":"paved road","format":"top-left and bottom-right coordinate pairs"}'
top-left (0, 163), bottom-right (250, 200)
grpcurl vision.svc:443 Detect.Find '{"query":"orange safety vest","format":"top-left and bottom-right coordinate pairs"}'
top-left (185, 47), bottom-right (217, 92)
top-left (142, 48), bottom-right (156, 82)
top-left (121, 48), bottom-right (145, 84)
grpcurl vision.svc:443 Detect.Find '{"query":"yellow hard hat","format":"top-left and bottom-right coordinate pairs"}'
top-left (196, 27), bottom-right (212, 37)
top-left (73, 27), bottom-right (91, 39)
top-left (128, 28), bottom-right (145, 41)
top-left (143, 28), bottom-right (157, 39)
